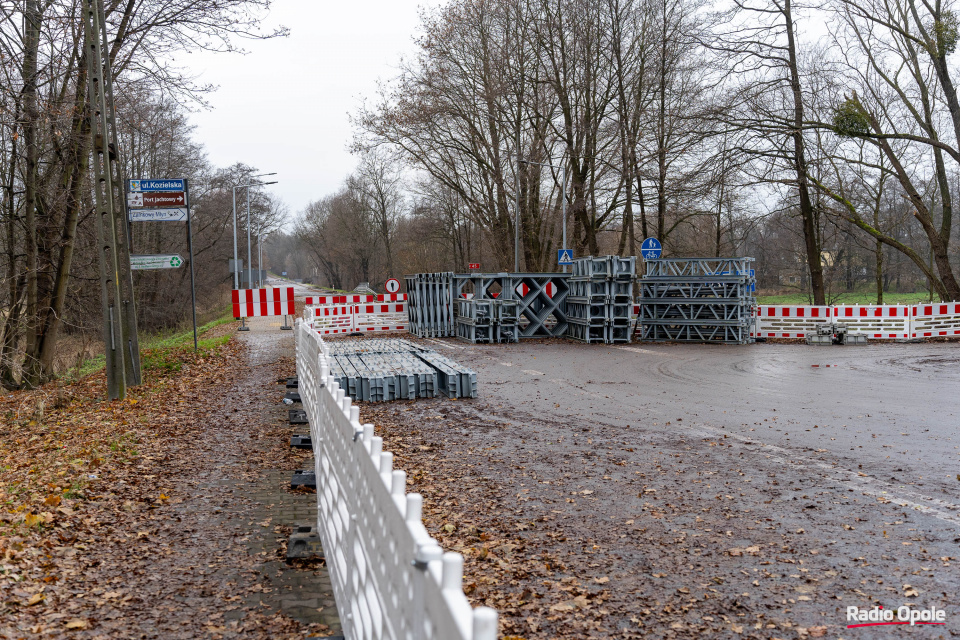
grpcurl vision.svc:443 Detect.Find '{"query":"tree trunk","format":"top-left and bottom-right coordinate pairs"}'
top-left (783, 0), bottom-right (826, 305)
top-left (21, 0), bottom-right (42, 387)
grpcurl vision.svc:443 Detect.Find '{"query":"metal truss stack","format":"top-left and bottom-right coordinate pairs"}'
top-left (325, 338), bottom-right (478, 401)
top-left (566, 256), bottom-right (635, 344)
top-left (405, 272), bottom-right (456, 337)
top-left (454, 299), bottom-right (520, 344)
top-left (640, 257), bottom-right (756, 344)
top-left (405, 272), bottom-right (569, 339)
top-left (453, 273), bottom-right (569, 338)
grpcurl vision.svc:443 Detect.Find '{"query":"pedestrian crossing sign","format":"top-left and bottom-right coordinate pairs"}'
top-left (558, 249), bottom-right (573, 265)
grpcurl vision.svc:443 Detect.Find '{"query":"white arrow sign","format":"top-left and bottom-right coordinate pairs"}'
top-left (128, 208), bottom-right (189, 222)
top-left (130, 254), bottom-right (184, 270)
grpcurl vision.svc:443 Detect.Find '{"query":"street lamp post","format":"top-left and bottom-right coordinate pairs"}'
top-left (231, 173), bottom-right (277, 289)
top-left (520, 159), bottom-right (568, 272)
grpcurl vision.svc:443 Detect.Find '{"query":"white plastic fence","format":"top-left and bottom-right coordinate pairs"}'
top-left (753, 303), bottom-right (959, 339)
top-left (295, 319), bottom-right (498, 640)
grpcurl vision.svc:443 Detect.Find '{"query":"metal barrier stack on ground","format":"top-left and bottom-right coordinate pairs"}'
top-left (323, 338), bottom-right (478, 402)
top-left (405, 273), bottom-right (457, 337)
top-left (406, 272), bottom-right (569, 339)
top-left (454, 298), bottom-right (521, 344)
top-left (566, 256), bottom-right (635, 343)
top-left (640, 258), bottom-right (756, 344)
top-left (294, 321), bottom-right (498, 640)
top-left (459, 273), bottom-right (569, 338)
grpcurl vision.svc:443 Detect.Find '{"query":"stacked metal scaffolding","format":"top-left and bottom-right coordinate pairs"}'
top-left (325, 338), bottom-right (478, 401)
top-left (455, 299), bottom-right (520, 344)
top-left (640, 257), bottom-right (756, 344)
top-left (566, 256), bottom-right (635, 343)
top-left (406, 272), bottom-right (569, 339)
top-left (405, 272), bottom-right (457, 337)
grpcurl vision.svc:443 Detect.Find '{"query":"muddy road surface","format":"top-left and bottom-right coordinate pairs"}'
top-left (359, 339), bottom-right (960, 639)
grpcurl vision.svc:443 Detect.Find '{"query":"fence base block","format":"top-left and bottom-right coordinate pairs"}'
top-left (290, 469), bottom-right (316, 490)
top-left (288, 409), bottom-right (308, 424)
top-left (290, 435), bottom-right (312, 449)
top-left (287, 524), bottom-right (325, 560)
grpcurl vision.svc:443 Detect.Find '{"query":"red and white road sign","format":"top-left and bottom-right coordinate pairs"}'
top-left (127, 191), bottom-right (186, 208)
top-left (385, 278), bottom-right (401, 294)
top-left (468, 263), bottom-right (480, 270)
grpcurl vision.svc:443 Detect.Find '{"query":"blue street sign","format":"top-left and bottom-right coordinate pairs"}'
top-left (641, 237), bottom-right (662, 260)
top-left (128, 179), bottom-right (185, 192)
top-left (558, 249), bottom-right (573, 265)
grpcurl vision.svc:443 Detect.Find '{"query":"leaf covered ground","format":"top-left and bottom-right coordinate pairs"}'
top-left (0, 325), bottom-right (335, 639)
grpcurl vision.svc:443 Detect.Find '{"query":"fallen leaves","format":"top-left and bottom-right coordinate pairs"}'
top-left (65, 619), bottom-right (89, 630)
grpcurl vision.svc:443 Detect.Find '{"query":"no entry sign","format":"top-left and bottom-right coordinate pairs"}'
top-left (385, 278), bottom-right (401, 293)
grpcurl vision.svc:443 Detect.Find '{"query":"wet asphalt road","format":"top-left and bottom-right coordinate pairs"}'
top-left (432, 339), bottom-right (960, 509)
top-left (371, 337), bottom-right (960, 637)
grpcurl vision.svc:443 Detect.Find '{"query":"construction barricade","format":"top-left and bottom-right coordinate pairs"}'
top-left (232, 287), bottom-right (295, 330)
top-left (910, 302), bottom-right (960, 338)
top-left (751, 305), bottom-right (832, 339)
top-left (832, 304), bottom-right (911, 339)
top-left (751, 303), bottom-right (960, 340)
top-left (295, 320), bottom-right (496, 639)
top-left (304, 294), bottom-right (409, 335)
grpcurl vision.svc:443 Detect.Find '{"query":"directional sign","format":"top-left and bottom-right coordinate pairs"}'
top-left (127, 192), bottom-right (186, 208)
top-left (128, 179), bottom-right (185, 192)
top-left (128, 207), bottom-right (188, 222)
top-left (385, 278), bottom-right (401, 293)
top-left (468, 262), bottom-right (480, 270)
top-left (557, 249), bottom-right (573, 265)
top-left (130, 254), bottom-right (184, 270)
top-left (641, 237), bottom-right (662, 260)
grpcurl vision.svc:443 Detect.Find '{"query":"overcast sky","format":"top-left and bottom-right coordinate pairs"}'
top-left (180, 0), bottom-right (443, 216)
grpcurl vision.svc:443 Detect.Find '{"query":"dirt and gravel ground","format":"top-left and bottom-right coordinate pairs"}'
top-left (0, 320), bottom-right (339, 639)
top-left (355, 337), bottom-right (960, 639)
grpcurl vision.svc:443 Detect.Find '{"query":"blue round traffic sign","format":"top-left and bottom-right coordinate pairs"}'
top-left (641, 237), bottom-right (662, 260)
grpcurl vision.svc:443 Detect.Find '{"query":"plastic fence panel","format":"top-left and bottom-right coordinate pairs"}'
top-left (294, 320), bottom-right (497, 640)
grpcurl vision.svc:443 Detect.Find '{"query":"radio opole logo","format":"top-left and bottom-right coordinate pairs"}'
top-left (847, 605), bottom-right (946, 628)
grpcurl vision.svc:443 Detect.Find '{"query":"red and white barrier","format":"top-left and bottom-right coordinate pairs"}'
top-left (305, 294), bottom-right (407, 305)
top-left (910, 302), bottom-right (960, 338)
top-left (304, 300), bottom-right (409, 335)
top-left (752, 305), bottom-right (831, 338)
top-left (232, 287), bottom-right (295, 318)
top-left (751, 303), bottom-right (960, 340)
top-left (832, 304), bottom-right (911, 339)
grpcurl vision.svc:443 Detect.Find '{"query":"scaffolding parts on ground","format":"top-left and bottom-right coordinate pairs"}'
top-left (454, 299), bottom-right (521, 344)
top-left (324, 337), bottom-right (478, 402)
top-left (406, 272), bottom-right (569, 339)
top-left (640, 257), bottom-right (757, 344)
top-left (566, 256), bottom-right (635, 344)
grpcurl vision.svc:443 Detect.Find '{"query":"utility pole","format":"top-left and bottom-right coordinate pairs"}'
top-left (83, 0), bottom-right (141, 399)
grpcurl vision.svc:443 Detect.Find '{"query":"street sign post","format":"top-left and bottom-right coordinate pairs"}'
top-left (641, 237), bottom-right (662, 260)
top-left (128, 207), bottom-right (189, 222)
top-left (130, 254), bottom-right (184, 270)
top-left (385, 278), bottom-right (401, 294)
top-left (128, 179), bottom-right (185, 192)
top-left (126, 177), bottom-right (198, 350)
top-left (557, 249), bottom-right (573, 265)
